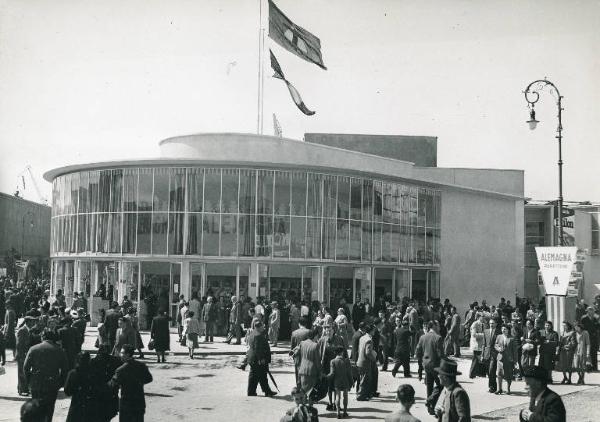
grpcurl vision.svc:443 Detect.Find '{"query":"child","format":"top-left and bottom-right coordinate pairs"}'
top-left (328, 346), bottom-right (352, 419)
top-left (280, 387), bottom-right (319, 422)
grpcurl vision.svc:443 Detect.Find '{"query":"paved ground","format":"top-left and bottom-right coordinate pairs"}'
top-left (1, 331), bottom-right (599, 421)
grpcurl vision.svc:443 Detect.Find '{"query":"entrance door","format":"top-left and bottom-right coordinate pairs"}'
top-left (170, 263), bottom-right (181, 326)
top-left (411, 269), bottom-right (427, 302)
top-left (302, 266), bottom-right (320, 303)
top-left (374, 267), bottom-right (393, 305)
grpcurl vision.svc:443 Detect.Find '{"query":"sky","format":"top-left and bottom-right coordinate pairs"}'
top-left (0, 0), bottom-right (599, 204)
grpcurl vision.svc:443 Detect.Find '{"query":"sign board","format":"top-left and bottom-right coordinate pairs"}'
top-left (536, 247), bottom-right (577, 296)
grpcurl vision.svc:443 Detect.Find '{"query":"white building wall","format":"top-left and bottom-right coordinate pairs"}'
top-left (440, 188), bottom-right (523, 315)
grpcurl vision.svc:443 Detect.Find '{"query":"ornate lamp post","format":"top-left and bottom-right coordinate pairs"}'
top-left (524, 79), bottom-right (564, 246)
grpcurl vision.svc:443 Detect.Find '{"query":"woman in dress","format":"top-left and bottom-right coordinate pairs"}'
top-left (573, 322), bottom-right (590, 385)
top-left (494, 324), bottom-right (517, 394)
top-left (334, 308), bottom-right (349, 347)
top-left (127, 308), bottom-right (145, 359)
top-left (150, 309), bottom-right (170, 363)
top-left (112, 316), bottom-right (137, 356)
top-left (183, 310), bottom-right (201, 359)
top-left (556, 321), bottom-right (576, 384)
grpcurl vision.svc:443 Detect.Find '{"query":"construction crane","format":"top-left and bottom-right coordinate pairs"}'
top-left (15, 165), bottom-right (49, 205)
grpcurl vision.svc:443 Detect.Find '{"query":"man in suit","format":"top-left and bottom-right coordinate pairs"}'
top-left (23, 328), bottom-right (69, 422)
top-left (580, 306), bottom-right (599, 370)
top-left (538, 321), bottom-right (559, 383)
top-left (246, 321), bottom-right (277, 397)
top-left (202, 296), bottom-right (216, 342)
top-left (405, 302), bottom-right (420, 356)
top-left (352, 297), bottom-right (366, 331)
top-left (225, 296), bottom-right (243, 345)
top-left (519, 366), bottom-right (566, 422)
top-left (448, 306), bottom-right (462, 357)
top-left (521, 319), bottom-right (540, 372)
top-left (392, 317), bottom-right (412, 378)
top-left (435, 358), bottom-right (471, 422)
top-left (110, 344), bottom-right (153, 422)
top-left (290, 316), bottom-right (311, 385)
top-left (16, 316), bottom-right (36, 396)
top-left (71, 309), bottom-right (87, 353)
top-left (297, 329), bottom-right (322, 402)
top-left (356, 324), bottom-right (377, 401)
top-left (57, 318), bottom-right (79, 371)
top-left (483, 317), bottom-right (501, 393)
top-left (416, 320), bottom-right (444, 415)
top-left (104, 301), bottom-right (122, 352)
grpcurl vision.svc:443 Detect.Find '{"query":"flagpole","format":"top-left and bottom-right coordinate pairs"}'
top-left (260, 27), bottom-right (265, 135)
top-left (256, 0), bottom-right (263, 134)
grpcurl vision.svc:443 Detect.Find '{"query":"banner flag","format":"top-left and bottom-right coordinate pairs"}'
top-left (268, 0), bottom-right (326, 70)
top-left (270, 50), bottom-right (315, 116)
top-left (535, 246), bottom-right (577, 296)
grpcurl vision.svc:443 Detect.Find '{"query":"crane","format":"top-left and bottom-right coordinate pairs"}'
top-left (15, 165), bottom-right (49, 205)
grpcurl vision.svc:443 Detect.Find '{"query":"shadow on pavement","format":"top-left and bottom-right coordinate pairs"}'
top-left (472, 416), bottom-right (504, 420)
top-left (347, 407), bottom-right (391, 413)
top-left (0, 395), bottom-right (29, 402)
top-left (145, 392), bottom-right (174, 398)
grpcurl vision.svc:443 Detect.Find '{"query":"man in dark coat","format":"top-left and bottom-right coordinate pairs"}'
top-left (202, 296), bottom-right (216, 343)
top-left (16, 316), bottom-right (36, 395)
top-left (352, 298), bottom-right (366, 331)
top-left (104, 302), bottom-right (122, 352)
top-left (391, 318), bottom-right (412, 378)
top-left (150, 310), bottom-right (170, 363)
top-left (246, 321), bottom-right (277, 397)
top-left (416, 320), bottom-right (444, 415)
top-left (58, 318), bottom-right (80, 371)
top-left (580, 306), bottom-right (599, 371)
top-left (435, 358), bottom-right (471, 422)
top-left (225, 296), bottom-right (243, 345)
top-left (290, 317), bottom-right (311, 385)
top-left (520, 366), bottom-right (566, 422)
top-left (23, 328), bottom-right (69, 422)
top-left (90, 344), bottom-right (122, 422)
top-left (71, 310), bottom-right (87, 353)
top-left (110, 344), bottom-right (153, 422)
top-left (483, 318), bottom-right (501, 393)
top-left (538, 321), bottom-right (559, 383)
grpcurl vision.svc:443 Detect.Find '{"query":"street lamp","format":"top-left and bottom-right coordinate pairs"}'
top-left (523, 79), bottom-right (564, 245)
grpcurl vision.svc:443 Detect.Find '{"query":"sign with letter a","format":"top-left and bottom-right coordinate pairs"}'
top-left (535, 247), bottom-right (577, 296)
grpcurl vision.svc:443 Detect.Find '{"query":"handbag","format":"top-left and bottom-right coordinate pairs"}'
top-left (309, 376), bottom-right (329, 402)
top-left (148, 339), bottom-right (155, 350)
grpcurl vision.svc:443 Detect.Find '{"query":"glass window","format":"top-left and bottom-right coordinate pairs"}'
top-left (109, 213), bottom-right (121, 253)
top-left (322, 218), bottom-right (336, 260)
top-left (373, 181), bottom-right (383, 222)
top-left (274, 171), bottom-right (291, 216)
top-left (77, 173), bottom-right (89, 214)
top-left (203, 213), bottom-right (220, 256)
top-left (428, 271), bottom-right (440, 300)
top-left (221, 169), bottom-right (239, 214)
top-left (138, 169), bottom-right (153, 212)
top-left (307, 173), bottom-right (322, 217)
top-left (151, 213), bottom-right (168, 254)
top-left (382, 223), bottom-right (392, 262)
top-left (273, 216), bottom-right (290, 258)
top-left (186, 213), bottom-right (202, 255)
top-left (391, 224), bottom-right (400, 263)
top-left (362, 221), bottom-right (372, 261)
top-left (401, 186), bottom-right (410, 226)
top-left (291, 172), bottom-right (306, 216)
top-left (373, 222), bottom-right (382, 261)
top-left (257, 170), bottom-right (274, 215)
top-left (238, 214), bottom-right (255, 257)
top-left (256, 214), bottom-right (273, 257)
top-left (349, 220), bottom-right (361, 260)
top-left (350, 178), bottom-right (362, 220)
top-left (220, 214), bottom-right (238, 256)
top-left (392, 184), bottom-right (402, 225)
top-left (204, 169), bottom-right (221, 213)
top-left (168, 213), bottom-right (185, 255)
top-left (136, 213), bottom-right (151, 254)
top-left (323, 175), bottom-right (337, 219)
top-left (418, 188), bottom-right (427, 226)
top-left (63, 174), bottom-right (72, 215)
top-left (96, 214), bottom-right (109, 253)
top-left (306, 217), bottom-right (321, 259)
top-left (77, 215), bottom-right (86, 253)
top-left (410, 187), bottom-right (418, 226)
top-left (337, 177), bottom-right (350, 219)
top-left (88, 171), bottom-right (100, 213)
top-left (123, 213), bottom-right (137, 254)
top-left (336, 218), bottom-right (349, 260)
top-left (383, 182), bottom-right (393, 223)
top-left (98, 171), bottom-right (111, 213)
top-left (290, 216), bottom-right (306, 258)
top-left (123, 169), bottom-right (138, 212)
top-left (400, 225), bottom-right (409, 263)
top-left (425, 227), bottom-right (434, 264)
top-left (70, 173), bottom-right (80, 214)
top-left (415, 227), bottom-right (426, 263)
top-left (169, 169), bottom-right (186, 212)
top-left (109, 170), bottom-right (123, 213)
top-left (186, 168), bottom-right (203, 212)
top-left (153, 168), bottom-right (169, 212)
top-left (239, 169), bottom-right (256, 214)
top-left (362, 180), bottom-right (373, 222)
top-left (86, 214), bottom-right (98, 253)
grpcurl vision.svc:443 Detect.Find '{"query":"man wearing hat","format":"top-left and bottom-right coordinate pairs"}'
top-left (416, 320), bottom-right (444, 415)
top-left (16, 316), bottom-right (37, 396)
top-left (392, 317), bottom-right (412, 378)
top-left (385, 384), bottom-right (421, 422)
top-left (434, 358), bottom-right (471, 422)
top-left (511, 312), bottom-right (524, 380)
top-left (520, 366), bottom-right (566, 422)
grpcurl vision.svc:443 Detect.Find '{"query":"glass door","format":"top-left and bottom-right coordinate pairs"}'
top-left (170, 263), bottom-right (181, 326)
top-left (301, 266), bottom-right (320, 304)
top-left (427, 270), bottom-right (440, 302)
top-left (394, 269), bottom-right (410, 303)
top-left (411, 269), bottom-right (427, 302)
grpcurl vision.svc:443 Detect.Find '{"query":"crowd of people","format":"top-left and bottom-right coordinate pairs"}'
top-left (4, 273), bottom-right (600, 422)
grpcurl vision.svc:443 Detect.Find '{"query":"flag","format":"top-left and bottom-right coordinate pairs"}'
top-left (270, 50), bottom-right (315, 116)
top-left (273, 113), bottom-right (282, 137)
top-left (268, 0), bottom-right (326, 70)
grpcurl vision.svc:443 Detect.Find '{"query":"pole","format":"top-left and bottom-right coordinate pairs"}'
top-left (260, 27), bottom-right (265, 135)
top-left (557, 95), bottom-right (564, 246)
top-left (256, 0), bottom-right (263, 134)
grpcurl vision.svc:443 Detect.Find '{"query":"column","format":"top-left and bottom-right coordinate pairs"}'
top-left (250, 262), bottom-right (260, 299)
top-left (180, 261), bottom-right (191, 300)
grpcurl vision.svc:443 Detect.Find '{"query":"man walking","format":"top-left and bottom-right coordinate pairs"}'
top-left (291, 317), bottom-right (311, 385)
top-left (246, 321), bottom-right (277, 397)
top-left (416, 320), bottom-right (444, 415)
top-left (202, 296), bottom-right (216, 342)
top-left (225, 296), bottom-right (243, 345)
top-left (356, 325), bottom-right (377, 401)
top-left (392, 317), bottom-right (412, 378)
top-left (110, 344), bottom-right (153, 422)
top-left (16, 316), bottom-right (36, 396)
top-left (483, 318), bottom-right (501, 393)
top-left (104, 301), bottom-right (122, 352)
top-left (448, 307), bottom-right (462, 357)
top-left (580, 306), bottom-right (599, 371)
top-left (23, 328), bottom-right (69, 422)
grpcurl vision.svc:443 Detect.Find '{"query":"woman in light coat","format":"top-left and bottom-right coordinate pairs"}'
top-left (112, 316), bottom-right (137, 356)
top-left (556, 320), bottom-right (576, 384)
top-left (573, 322), bottom-right (590, 385)
top-left (183, 310), bottom-right (201, 359)
top-left (469, 313), bottom-right (485, 378)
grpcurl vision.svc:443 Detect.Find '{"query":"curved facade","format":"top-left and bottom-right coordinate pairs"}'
top-left (45, 133), bottom-right (524, 327)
